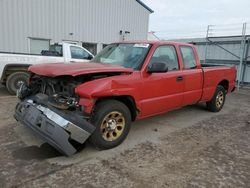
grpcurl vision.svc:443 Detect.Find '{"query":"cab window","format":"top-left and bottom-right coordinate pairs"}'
top-left (70, 46), bottom-right (90, 59)
top-left (149, 45), bottom-right (179, 71)
top-left (180, 46), bottom-right (197, 69)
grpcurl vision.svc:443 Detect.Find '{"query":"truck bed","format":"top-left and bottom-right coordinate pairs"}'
top-left (201, 63), bottom-right (234, 68)
top-left (201, 64), bottom-right (236, 102)
top-left (0, 51), bottom-right (61, 57)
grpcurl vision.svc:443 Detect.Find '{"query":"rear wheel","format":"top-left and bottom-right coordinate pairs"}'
top-left (206, 85), bottom-right (226, 112)
top-left (6, 72), bottom-right (29, 95)
top-left (89, 100), bottom-right (131, 150)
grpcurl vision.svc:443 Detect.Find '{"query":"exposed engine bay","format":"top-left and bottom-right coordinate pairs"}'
top-left (18, 72), bottom-right (122, 111)
top-left (15, 72), bottom-right (125, 155)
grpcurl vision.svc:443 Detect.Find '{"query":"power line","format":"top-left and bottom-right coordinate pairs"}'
top-left (210, 22), bottom-right (247, 27)
top-left (152, 22), bottom-right (250, 40)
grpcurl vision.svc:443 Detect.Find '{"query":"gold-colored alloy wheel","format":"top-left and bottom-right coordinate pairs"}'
top-left (216, 91), bottom-right (224, 109)
top-left (101, 111), bottom-right (125, 141)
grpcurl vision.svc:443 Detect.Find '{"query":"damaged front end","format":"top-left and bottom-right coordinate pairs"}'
top-left (14, 74), bottom-right (99, 156)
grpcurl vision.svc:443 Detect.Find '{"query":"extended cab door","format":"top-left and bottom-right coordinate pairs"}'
top-left (179, 46), bottom-right (203, 106)
top-left (140, 45), bottom-right (184, 117)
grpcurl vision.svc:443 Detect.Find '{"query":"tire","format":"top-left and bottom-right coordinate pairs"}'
top-left (89, 100), bottom-right (132, 150)
top-left (206, 85), bottom-right (226, 112)
top-left (6, 72), bottom-right (29, 95)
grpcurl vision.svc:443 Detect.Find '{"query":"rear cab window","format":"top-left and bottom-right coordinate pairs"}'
top-left (149, 45), bottom-right (179, 71)
top-left (180, 46), bottom-right (197, 69)
top-left (49, 44), bottom-right (63, 56)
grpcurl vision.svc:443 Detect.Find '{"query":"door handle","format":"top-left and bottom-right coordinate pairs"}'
top-left (176, 76), bottom-right (184, 81)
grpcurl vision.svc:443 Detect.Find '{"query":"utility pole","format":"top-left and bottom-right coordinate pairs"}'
top-left (237, 23), bottom-right (247, 91)
top-left (204, 25), bottom-right (211, 64)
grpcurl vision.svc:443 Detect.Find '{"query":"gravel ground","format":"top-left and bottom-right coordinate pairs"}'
top-left (0, 88), bottom-right (249, 188)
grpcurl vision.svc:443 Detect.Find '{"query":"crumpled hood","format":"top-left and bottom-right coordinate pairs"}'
top-left (28, 62), bottom-right (133, 77)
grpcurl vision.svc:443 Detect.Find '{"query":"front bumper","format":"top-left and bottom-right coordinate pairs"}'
top-left (14, 100), bottom-right (95, 156)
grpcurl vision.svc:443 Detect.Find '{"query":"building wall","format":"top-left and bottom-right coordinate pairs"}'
top-left (0, 0), bottom-right (150, 53)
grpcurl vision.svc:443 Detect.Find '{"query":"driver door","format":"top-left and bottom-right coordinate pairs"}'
top-left (140, 45), bottom-right (184, 117)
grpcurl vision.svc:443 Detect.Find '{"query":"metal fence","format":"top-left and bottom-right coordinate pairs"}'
top-left (204, 23), bottom-right (249, 90)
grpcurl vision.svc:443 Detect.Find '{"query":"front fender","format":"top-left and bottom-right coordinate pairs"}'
top-left (75, 75), bottom-right (142, 113)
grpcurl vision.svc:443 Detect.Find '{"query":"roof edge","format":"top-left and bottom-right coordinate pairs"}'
top-left (136, 0), bottom-right (154, 13)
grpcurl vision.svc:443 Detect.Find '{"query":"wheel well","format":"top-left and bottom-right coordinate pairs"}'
top-left (1, 64), bottom-right (30, 84)
top-left (218, 80), bottom-right (229, 91)
top-left (95, 96), bottom-right (138, 121)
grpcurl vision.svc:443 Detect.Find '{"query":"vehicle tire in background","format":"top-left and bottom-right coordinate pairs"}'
top-left (6, 72), bottom-right (29, 95)
top-left (89, 100), bottom-right (132, 150)
top-left (206, 85), bottom-right (226, 112)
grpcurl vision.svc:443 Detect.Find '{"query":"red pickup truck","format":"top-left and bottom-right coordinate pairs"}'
top-left (15, 41), bottom-right (236, 155)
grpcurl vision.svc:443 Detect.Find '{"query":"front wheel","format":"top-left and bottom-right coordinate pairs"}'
top-left (206, 85), bottom-right (226, 112)
top-left (89, 100), bottom-right (132, 150)
top-left (6, 72), bottom-right (29, 95)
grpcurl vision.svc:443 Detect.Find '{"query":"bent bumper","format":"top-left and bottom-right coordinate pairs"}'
top-left (14, 100), bottom-right (95, 156)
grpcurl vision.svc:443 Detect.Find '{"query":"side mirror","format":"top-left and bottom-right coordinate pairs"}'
top-left (147, 62), bottom-right (168, 73)
top-left (87, 54), bottom-right (94, 60)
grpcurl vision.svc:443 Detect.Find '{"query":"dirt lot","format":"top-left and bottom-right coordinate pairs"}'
top-left (0, 85), bottom-right (249, 188)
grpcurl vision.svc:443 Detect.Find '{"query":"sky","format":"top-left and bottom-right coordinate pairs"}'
top-left (143, 0), bottom-right (250, 39)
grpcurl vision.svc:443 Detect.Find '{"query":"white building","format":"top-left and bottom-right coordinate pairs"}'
top-left (0, 0), bottom-right (153, 55)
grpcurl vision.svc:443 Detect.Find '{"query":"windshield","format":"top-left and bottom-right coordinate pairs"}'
top-left (92, 43), bottom-right (151, 70)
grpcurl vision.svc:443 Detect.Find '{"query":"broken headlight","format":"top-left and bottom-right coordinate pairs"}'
top-left (48, 93), bottom-right (79, 110)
